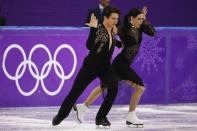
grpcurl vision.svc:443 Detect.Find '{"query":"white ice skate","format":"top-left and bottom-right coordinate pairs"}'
top-left (73, 103), bottom-right (88, 123)
top-left (126, 111), bottom-right (143, 127)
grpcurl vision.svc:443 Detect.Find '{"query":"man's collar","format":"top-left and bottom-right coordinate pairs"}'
top-left (99, 4), bottom-right (104, 10)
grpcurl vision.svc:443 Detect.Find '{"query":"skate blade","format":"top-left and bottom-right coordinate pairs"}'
top-left (96, 125), bottom-right (110, 129)
top-left (72, 105), bottom-right (82, 124)
top-left (126, 121), bottom-right (143, 128)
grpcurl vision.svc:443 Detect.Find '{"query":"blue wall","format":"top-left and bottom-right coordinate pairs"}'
top-left (0, 0), bottom-right (197, 26)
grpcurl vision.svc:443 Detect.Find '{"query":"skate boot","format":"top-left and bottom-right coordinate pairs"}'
top-left (52, 115), bottom-right (63, 126)
top-left (96, 117), bottom-right (111, 128)
top-left (73, 103), bottom-right (88, 123)
top-left (126, 111), bottom-right (143, 127)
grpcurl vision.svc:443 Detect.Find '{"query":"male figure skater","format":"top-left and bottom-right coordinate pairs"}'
top-left (52, 6), bottom-right (121, 127)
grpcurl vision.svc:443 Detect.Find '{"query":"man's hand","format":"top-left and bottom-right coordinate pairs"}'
top-left (85, 13), bottom-right (98, 28)
top-left (112, 26), bottom-right (118, 35)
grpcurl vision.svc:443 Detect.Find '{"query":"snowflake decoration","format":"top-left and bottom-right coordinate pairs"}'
top-left (135, 35), bottom-right (164, 74)
top-left (187, 35), bottom-right (197, 53)
top-left (181, 77), bottom-right (197, 101)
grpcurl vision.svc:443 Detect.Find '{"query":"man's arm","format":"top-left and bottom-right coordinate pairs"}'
top-left (86, 14), bottom-right (98, 50)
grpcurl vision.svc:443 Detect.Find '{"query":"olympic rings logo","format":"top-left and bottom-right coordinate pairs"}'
top-left (2, 44), bottom-right (77, 96)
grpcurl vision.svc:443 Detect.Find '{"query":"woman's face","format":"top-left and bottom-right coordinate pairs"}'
top-left (130, 13), bottom-right (145, 28)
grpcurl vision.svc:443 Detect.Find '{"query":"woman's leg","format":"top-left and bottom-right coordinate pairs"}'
top-left (125, 80), bottom-right (145, 112)
top-left (85, 86), bottom-right (103, 106)
top-left (124, 80), bottom-right (144, 125)
top-left (74, 85), bottom-right (105, 123)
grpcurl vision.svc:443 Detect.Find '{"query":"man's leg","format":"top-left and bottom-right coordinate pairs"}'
top-left (52, 66), bottom-right (96, 126)
top-left (96, 69), bottom-right (118, 126)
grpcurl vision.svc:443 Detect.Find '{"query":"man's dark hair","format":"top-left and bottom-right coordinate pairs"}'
top-left (103, 6), bottom-right (120, 18)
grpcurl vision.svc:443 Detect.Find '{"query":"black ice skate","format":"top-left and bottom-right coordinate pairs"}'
top-left (96, 117), bottom-right (111, 128)
top-left (52, 115), bottom-right (63, 126)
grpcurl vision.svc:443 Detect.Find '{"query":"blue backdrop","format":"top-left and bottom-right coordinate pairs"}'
top-left (0, 0), bottom-right (197, 26)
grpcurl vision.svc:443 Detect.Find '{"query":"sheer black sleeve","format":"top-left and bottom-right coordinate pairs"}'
top-left (86, 27), bottom-right (97, 50)
top-left (140, 20), bottom-right (156, 36)
top-left (119, 27), bottom-right (136, 47)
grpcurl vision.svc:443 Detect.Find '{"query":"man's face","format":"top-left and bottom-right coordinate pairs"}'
top-left (104, 13), bottom-right (119, 28)
top-left (100, 0), bottom-right (110, 7)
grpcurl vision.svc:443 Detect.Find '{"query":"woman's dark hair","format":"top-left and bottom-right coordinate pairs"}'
top-left (103, 6), bottom-right (120, 18)
top-left (123, 8), bottom-right (143, 27)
